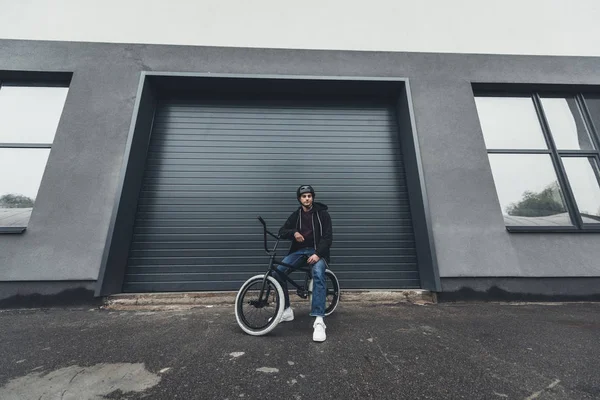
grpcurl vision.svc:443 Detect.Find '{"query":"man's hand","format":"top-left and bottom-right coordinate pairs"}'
top-left (294, 232), bottom-right (305, 242)
top-left (307, 254), bottom-right (320, 264)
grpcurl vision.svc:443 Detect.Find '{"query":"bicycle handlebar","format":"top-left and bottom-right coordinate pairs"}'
top-left (257, 216), bottom-right (281, 254)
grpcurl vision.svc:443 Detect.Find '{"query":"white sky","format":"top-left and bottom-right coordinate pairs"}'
top-left (0, 149), bottom-right (50, 199)
top-left (0, 87), bottom-right (67, 201)
top-left (1, 0), bottom-right (599, 56)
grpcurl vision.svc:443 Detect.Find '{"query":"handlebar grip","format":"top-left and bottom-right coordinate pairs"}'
top-left (257, 216), bottom-right (266, 225)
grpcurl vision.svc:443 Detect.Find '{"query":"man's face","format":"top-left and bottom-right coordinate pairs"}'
top-left (299, 193), bottom-right (313, 208)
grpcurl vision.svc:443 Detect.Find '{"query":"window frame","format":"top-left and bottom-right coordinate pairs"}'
top-left (0, 80), bottom-right (69, 234)
top-left (476, 90), bottom-right (600, 233)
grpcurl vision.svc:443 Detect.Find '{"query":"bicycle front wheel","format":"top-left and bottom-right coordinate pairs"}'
top-left (235, 274), bottom-right (285, 336)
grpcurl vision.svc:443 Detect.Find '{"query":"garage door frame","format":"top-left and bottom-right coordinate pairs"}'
top-left (95, 72), bottom-right (440, 296)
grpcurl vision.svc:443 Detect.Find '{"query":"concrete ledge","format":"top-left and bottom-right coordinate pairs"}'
top-left (104, 290), bottom-right (435, 311)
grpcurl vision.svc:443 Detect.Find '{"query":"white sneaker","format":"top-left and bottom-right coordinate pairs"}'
top-left (281, 307), bottom-right (294, 322)
top-left (313, 319), bottom-right (326, 342)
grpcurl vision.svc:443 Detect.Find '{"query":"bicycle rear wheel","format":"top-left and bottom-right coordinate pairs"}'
top-left (308, 269), bottom-right (340, 316)
top-left (235, 274), bottom-right (285, 336)
top-left (324, 269), bottom-right (340, 316)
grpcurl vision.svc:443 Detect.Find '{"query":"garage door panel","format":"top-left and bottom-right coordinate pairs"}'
top-left (141, 182), bottom-right (407, 192)
top-left (144, 173), bottom-right (403, 182)
top-left (134, 211), bottom-right (412, 223)
top-left (136, 198), bottom-right (409, 208)
top-left (124, 272), bottom-right (253, 283)
top-left (153, 118), bottom-right (393, 128)
top-left (122, 279), bottom-right (420, 292)
top-left (132, 232), bottom-right (416, 243)
top-left (146, 152), bottom-right (400, 162)
top-left (139, 189), bottom-right (403, 199)
top-left (137, 202), bottom-right (411, 212)
top-left (128, 262), bottom-right (420, 274)
top-left (129, 247), bottom-right (416, 259)
top-left (158, 109), bottom-right (391, 119)
top-left (125, 270), bottom-right (419, 284)
top-left (124, 99), bottom-right (419, 291)
top-left (129, 239), bottom-right (415, 251)
top-left (150, 137), bottom-right (395, 147)
top-left (155, 113), bottom-right (395, 122)
top-left (133, 224), bottom-right (414, 235)
top-left (128, 254), bottom-right (417, 267)
top-left (157, 113), bottom-right (392, 123)
top-left (149, 137), bottom-right (396, 146)
top-left (136, 196), bottom-right (409, 206)
top-left (151, 122), bottom-right (392, 133)
top-left (123, 279), bottom-right (421, 292)
top-left (146, 166), bottom-right (404, 176)
top-left (146, 146), bottom-right (398, 156)
top-left (153, 131), bottom-right (389, 142)
top-left (151, 132), bottom-right (393, 141)
top-left (161, 103), bottom-right (390, 112)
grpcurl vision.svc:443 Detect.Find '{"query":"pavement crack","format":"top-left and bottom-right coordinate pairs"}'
top-left (69, 369), bottom-right (84, 384)
top-left (369, 332), bottom-right (399, 371)
top-left (524, 379), bottom-right (561, 400)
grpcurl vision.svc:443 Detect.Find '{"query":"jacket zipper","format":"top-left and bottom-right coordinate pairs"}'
top-left (312, 213), bottom-right (317, 250)
top-left (316, 212), bottom-right (323, 237)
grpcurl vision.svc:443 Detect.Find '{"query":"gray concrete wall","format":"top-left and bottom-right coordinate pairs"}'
top-left (1, 40), bottom-right (599, 288)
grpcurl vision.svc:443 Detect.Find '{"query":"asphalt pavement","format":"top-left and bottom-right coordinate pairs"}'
top-left (0, 301), bottom-right (598, 399)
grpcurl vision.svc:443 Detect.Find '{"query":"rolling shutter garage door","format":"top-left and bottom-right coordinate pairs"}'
top-left (123, 97), bottom-right (420, 292)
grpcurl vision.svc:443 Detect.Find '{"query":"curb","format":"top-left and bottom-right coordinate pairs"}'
top-left (103, 290), bottom-right (436, 311)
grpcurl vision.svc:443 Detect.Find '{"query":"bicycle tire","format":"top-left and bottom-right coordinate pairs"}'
top-left (235, 274), bottom-right (285, 336)
top-left (324, 269), bottom-right (340, 316)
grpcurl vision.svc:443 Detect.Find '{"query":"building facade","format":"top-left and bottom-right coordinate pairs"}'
top-left (1, 3), bottom-right (600, 302)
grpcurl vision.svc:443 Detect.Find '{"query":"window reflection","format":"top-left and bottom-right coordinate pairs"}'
top-left (562, 157), bottom-right (600, 223)
top-left (0, 86), bottom-right (68, 144)
top-left (0, 149), bottom-right (50, 227)
top-left (475, 97), bottom-right (547, 150)
top-left (541, 97), bottom-right (595, 150)
top-left (584, 95), bottom-right (600, 142)
top-left (488, 154), bottom-right (572, 226)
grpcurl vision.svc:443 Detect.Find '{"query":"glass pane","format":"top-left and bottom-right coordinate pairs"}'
top-left (584, 95), bottom-right (600, 143)
top-left (0, 149), bottom-right (51, 227)
top-left (562, 157), bottom-right (600, 224)
top-left (475, 96), bottom-right (547, 150)
top-left (540, 97), bottom-right (595, 150)
top-left (488, 154), bottom-right (572, 226)
top-left (0, 86), bottom-right (68, 144)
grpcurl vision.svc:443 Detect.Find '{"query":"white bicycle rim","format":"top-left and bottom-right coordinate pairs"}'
top-left (235, 274), bottom-right (285, 336)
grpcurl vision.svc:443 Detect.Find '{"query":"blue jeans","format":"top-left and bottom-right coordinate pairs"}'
top-left (276, 248), bottom-right (327, 317)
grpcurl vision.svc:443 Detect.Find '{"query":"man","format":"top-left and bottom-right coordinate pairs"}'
top-left (277, 185), bottom-right (333, 342)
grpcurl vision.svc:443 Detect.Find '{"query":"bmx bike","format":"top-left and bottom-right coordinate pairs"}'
top-left (235, 216), bottom-right (340, 336)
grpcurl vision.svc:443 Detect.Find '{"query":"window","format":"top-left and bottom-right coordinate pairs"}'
top-left (0, 83), bottom-right (69, 233)
top-left (475, 92), bottom-right (600, 232)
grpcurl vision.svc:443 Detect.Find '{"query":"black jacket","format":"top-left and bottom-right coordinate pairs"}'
top-left (278, 202), bottom-right (333, 262)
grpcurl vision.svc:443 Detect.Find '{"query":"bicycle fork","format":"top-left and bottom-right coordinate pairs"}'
top-left (256, 257), bottom-right (276, 307)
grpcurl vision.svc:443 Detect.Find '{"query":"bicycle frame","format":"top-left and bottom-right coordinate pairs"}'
top-left (256, 216), bottom-right (313, 303)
